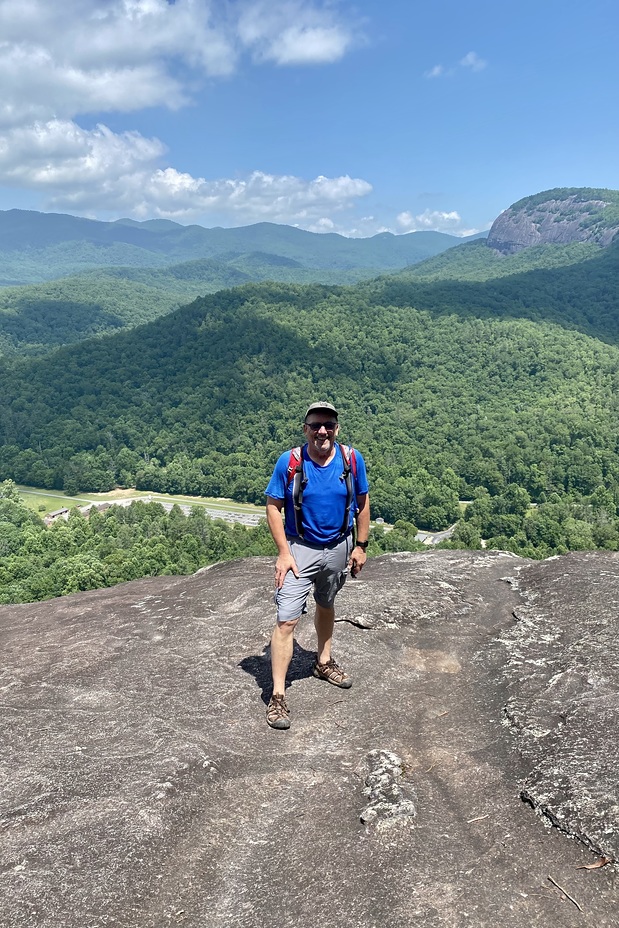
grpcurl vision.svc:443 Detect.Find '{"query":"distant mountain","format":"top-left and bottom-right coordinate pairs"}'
top-left (0, 254), bottom-right (381, 355)
top-left (487, 187), bottom-right (619, 254)
top-left (1, 250), bottom-right (618, 534)
top-left (1, 189), bottom-right (615, 358)
top-left (0, 209), bottom-right (481, 286)
top-left (367, 236), bottom-right (619, 344)
top-left (2, 187), bottom-right (618, 555)
top-left (393, 238), bottom-right (605, 283)
top-left (0, 209), bottom-right (486, 354)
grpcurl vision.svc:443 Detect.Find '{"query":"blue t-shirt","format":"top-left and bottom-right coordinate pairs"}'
top-left (265, 443), bottom-right (369, 545)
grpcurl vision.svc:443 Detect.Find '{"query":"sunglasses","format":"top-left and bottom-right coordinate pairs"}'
top-left (305, 420), bottom-right (338, 432)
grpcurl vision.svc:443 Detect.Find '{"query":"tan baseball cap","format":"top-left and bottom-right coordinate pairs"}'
top-left (305, 401), bottom-right (338, 419)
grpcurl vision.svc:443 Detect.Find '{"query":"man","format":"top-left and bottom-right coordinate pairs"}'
top-left (264, 401), bottom-right (370, 730)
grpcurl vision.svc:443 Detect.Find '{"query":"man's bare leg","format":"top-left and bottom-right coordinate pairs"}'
top-left (313, 603), bottom-right (351, 687)
top-left (314, 603), bottom-right (335, 665)
top-left (270, 619), bottom-right (298, 694)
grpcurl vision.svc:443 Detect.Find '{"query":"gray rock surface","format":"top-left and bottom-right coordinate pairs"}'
top-left (502, 553), bottom-right (619, 860)
top-left (487, 194), bottom-right (618, 253)
top-left (1, 550), bottom-right (617, 927)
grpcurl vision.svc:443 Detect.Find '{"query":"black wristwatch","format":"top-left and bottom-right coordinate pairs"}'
top-left (355, 539), bottom-right (369, 551)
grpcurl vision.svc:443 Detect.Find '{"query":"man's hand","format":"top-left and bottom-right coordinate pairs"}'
top-left (266, 496), bottom-right (300, 589)
top-left (348, 546), bottom-right (367, 578)
top-left (275, 552), bottom-right (299, 589)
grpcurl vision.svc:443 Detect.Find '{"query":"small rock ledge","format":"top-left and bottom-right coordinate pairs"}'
top-left (359, 749), bottom-right (417, 827)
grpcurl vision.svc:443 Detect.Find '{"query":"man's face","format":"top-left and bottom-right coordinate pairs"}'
top-left (303, 415), bottom-right (339, 458)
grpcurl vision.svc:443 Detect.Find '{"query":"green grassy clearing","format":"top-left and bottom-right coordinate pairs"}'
top-left (17, 485), bottom-right (265, 518)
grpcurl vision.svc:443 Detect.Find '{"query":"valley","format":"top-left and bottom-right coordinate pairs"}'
top-left (1, 188), bottom-right (619, 599)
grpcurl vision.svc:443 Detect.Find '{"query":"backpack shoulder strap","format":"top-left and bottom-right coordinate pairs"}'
top-left (287, 446), bottom-right (303, 483)
top-left (287, 445), bottom-right (306, 537)
top-left (338, 443), bottom-right (357, 536)
top-left (339, 444), bottom-right (357, 477)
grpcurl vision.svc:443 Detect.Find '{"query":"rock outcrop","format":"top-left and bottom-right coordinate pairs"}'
top-left (487, 188), bottom-right (619, 254)
top-left (502, 553), bottom-right (619, 858)
top-left (1, 550), bottom-right (618, 927)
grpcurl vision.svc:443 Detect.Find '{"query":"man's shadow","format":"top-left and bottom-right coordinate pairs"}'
top-left (239, 640), bottom-right (316, 705)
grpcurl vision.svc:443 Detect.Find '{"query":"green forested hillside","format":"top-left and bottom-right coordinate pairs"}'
top-left (82, 254), bottom-right (374, 293)
top-left (373, 239), bottom-right (619, 342)
top-left (1, 254), bottom-right (619, 550)
top-left (395, 239), bottom-right (603, 281)
top-left (0, 275), bottom-right (176, 354)
top-left (0, 257), bottom-right (382, 355)
top-left (0, 241), bottom-right (176, 286)
top-left (0, 480), bottom-right (275, 603)
top-left (1, 234), bottom-right (615, 358)
top-left (0, 208), bottom-right (475, 355)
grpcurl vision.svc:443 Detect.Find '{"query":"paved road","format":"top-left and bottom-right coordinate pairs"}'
top-left (415, 524), bottom-right (457, 545)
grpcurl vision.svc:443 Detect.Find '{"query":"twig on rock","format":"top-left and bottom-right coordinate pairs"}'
top-left (547, 876), bottom-right (583, 911)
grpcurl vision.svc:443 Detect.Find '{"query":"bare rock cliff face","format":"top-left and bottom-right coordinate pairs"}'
top-left (487, 192), bottom-right (619, 254)
top-left (1, 550), bottom-right (618, 928)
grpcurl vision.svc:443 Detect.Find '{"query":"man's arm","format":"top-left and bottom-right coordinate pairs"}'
top-left (266, 495), bottom-right (299, 589)
top-left (349, 492), bottom-right (370, 576)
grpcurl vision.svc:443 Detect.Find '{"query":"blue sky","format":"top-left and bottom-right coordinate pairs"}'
top-left (0, 0), bottom-right (616, 237)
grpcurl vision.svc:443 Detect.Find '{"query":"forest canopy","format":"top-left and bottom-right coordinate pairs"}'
top-left (0, 238), bottom-right (617, 533)
top-left (0, 222), bottom-right (618, 573)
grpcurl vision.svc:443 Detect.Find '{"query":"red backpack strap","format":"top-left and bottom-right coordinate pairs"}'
top-left (287, 446), bottom-right (306, 538)
top-left (287, 446), bottom-right (302, 484)
top-left (340, 444), bottom-right (357, 477)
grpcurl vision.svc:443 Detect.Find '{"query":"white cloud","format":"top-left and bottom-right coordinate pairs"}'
top-left (0, 0), bottom-right (368, 227)
top-left (304, 217), bottom-right (336, 233)
top-left (135, 169), bottom-right (373, 223)
top-left (424, 64), bottom-right (444, 79)
top-left (423, 50), bottom-right (487, 79)
top-left (460, 51), bottom-right (487, 72)
top-left (0, 1), bottom-right (360, 128)
top-left (237, 0), bottom-right (358, 65)
top-left (0, 4), bottom-right (480, 237)
top-left (0, 120), bottom-right (165, 189)
top-left (396, 208), bottom-right (478, 236)
top-left (0, 48), bottom-right (188, 128)
top-left (0, 117), bottom-right (372, 223)
top-left (0, 1), bottom-right (238, 128)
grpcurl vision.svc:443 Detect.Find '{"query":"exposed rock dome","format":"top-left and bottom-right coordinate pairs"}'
top-left (1, 550), bottom-right (618, 926)
top-left (487, 187), bottom-right (619, 254)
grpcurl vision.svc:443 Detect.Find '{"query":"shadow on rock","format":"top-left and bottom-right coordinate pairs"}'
top-left (239, 640), bottom-right (316, 703)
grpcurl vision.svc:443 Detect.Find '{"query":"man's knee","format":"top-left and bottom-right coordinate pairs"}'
top-left (314, 600), bottom-right (335, 615)
top-left (274, 618), bottom-right (299, 636)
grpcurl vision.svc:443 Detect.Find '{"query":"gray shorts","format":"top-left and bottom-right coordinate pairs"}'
top-left (274, 534), bottom-right (353, 623)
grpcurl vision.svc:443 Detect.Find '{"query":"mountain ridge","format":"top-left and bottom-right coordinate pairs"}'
top-left (0, 186), bottom-right (618, 550)
top-left (1, 248), bottom-right (618, 538)
top-left (487, 187), bottom-right (619, 254)
top-left (0, 209), bottom-right (481, 284)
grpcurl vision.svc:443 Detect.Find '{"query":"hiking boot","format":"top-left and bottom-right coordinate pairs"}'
top-left (266, 693), bottom-right (291, 729)
top-left (313, 657), bottom-right (352, 689)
